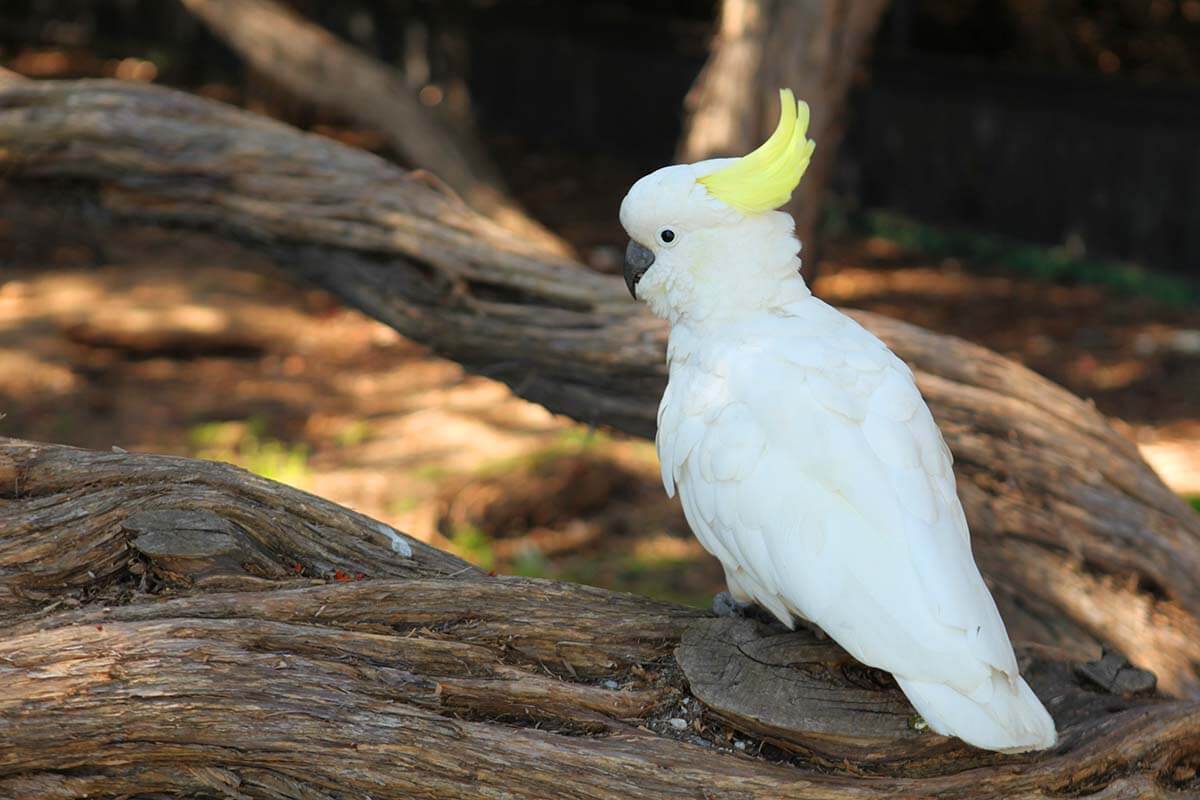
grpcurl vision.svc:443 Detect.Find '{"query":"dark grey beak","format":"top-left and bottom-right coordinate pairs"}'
top-left (624, 240), bottom-right (655, 299)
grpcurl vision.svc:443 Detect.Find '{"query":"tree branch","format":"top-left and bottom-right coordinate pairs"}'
top-left (176, 0), bottom-right (572, 256)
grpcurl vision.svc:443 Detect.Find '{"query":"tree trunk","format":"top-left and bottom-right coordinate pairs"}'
top-left (2, 437), bottom-right (1198, 799)
top-left (176, 0), bottom-right (572, 256)
top-left (2, 79), bottom-right (1199, 706)
top-left (679, 0), bottom-right (891, 275)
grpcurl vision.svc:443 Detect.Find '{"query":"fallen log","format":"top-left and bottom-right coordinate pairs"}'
top-left (2, 437), bottom-right (1198, 799)
top-left (2, 79), bottom-right (1199, 702)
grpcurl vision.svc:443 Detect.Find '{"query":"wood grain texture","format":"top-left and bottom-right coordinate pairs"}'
top-left (676, 616), bottom-right (1162, 776)
top-left (0, 439), bottom-right (470, 614)
top-left (1, 73), bottom-right (1200, 694)
top-left (3, 438), bottom-right (1200, 798)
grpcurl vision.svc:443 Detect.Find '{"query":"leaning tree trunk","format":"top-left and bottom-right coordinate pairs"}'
top-left (176, 0), bottom-right (571, 256)
top-left (2, 76), bottom-right (1200, 709)
top-left (679, 0), bottom-right (891, 274)
top-left (2, 438), bottom-right (1198, 799)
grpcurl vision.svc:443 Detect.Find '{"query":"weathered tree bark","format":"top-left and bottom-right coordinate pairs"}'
top-left (176, 0), bottom-right (572, 256)
top-left (679, 0), bottom-right (891, 273)
top-left (2, 79), bottom-right (1200, 706)
top-left (2, 437), bottom-right (1198, 799)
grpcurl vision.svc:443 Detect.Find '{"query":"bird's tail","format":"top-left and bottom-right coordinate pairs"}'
top-left (896, 671), bottom-right (1057, 753)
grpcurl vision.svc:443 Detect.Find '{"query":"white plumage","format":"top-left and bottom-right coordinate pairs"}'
top-left (620, 155), bottom-right (1057, 753)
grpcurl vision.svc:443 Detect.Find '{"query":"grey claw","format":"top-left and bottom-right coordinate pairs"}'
top-left (712, 591), bottom-right (737, 618)
top-left (712, 591), bottom-right (754, 619)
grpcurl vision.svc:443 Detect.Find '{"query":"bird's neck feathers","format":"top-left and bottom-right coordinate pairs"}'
top-left (649, 211), bottom-right (812, 331)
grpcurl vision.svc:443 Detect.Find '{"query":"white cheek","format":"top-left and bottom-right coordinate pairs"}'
top-left (637, 266), bottom-right (669, 302)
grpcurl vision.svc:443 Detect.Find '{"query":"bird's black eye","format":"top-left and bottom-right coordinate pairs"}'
top-left (658, 228), bottom-right (676, 245)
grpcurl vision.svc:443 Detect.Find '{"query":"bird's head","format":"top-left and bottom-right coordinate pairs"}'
top-left (619, 89), bottom-right (816, 325)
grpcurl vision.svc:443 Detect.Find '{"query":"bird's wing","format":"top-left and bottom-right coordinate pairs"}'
top-left (660, 302), bottom-right (1018, 695)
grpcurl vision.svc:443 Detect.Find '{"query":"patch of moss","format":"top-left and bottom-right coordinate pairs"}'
top-left (188, 416), bottom-right (310, 488)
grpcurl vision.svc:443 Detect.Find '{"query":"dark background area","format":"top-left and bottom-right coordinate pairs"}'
top-left (5, 0), bottom-right (1198, 274)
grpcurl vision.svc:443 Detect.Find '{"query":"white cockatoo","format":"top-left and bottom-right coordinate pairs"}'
top-left (619, 89), bottom-right (1057, 753)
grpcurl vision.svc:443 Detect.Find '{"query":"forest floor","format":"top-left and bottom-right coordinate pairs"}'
top-left (4, 218), bottom-right (1199, 608)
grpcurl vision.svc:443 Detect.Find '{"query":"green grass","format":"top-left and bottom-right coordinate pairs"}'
top-left (606, 553), bottom-right (714, 608)
top-left (464, 519), bottom-right (712, 608)
top-left (517, 548), bottom-right (713, 609)
top-left (448, 523), bottom-right (494, 571)
top-left (1187, 495), bottom-right (1200, 513)
top-left (387, 495), bottom-right (421, 515)
top-left (468, 428), bottom-right (616, 480)
top-left (411, 426), bottom-right (645, 489)
top-left (411, 463), bottom-right (452, 483)
top-left (334, 419), bottom-right (371, 448)
top-left (852, 210), bottom-right (1200, 307)
top-left (188, 416), bottom-right (311, 488)
top-left (509, 547), bottom-right (551, 579)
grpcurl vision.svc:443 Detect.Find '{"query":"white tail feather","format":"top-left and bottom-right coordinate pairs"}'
top-left (896, 672), bottom-right (1057, 753)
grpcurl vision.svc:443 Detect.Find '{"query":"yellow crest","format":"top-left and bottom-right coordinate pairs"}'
top-left (698, 89), bottom-right (816, 215)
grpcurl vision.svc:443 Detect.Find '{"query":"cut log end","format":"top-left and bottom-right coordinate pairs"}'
top-left (675, 615), bottom-right (1196, 780)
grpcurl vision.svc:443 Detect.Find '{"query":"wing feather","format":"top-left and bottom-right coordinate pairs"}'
top-left (657, 301), bottom-right (1019, 696)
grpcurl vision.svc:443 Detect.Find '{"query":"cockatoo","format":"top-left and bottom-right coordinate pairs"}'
top-left (619, 89), bottom-right (1057, 753)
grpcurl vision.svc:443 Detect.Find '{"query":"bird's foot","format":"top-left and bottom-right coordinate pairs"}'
top-left (711, 590), bottom-right (753, 619)
top-left (711, 591), bottom-right (778, 625)
top-left (713, 592), bottom-right (832, 638)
